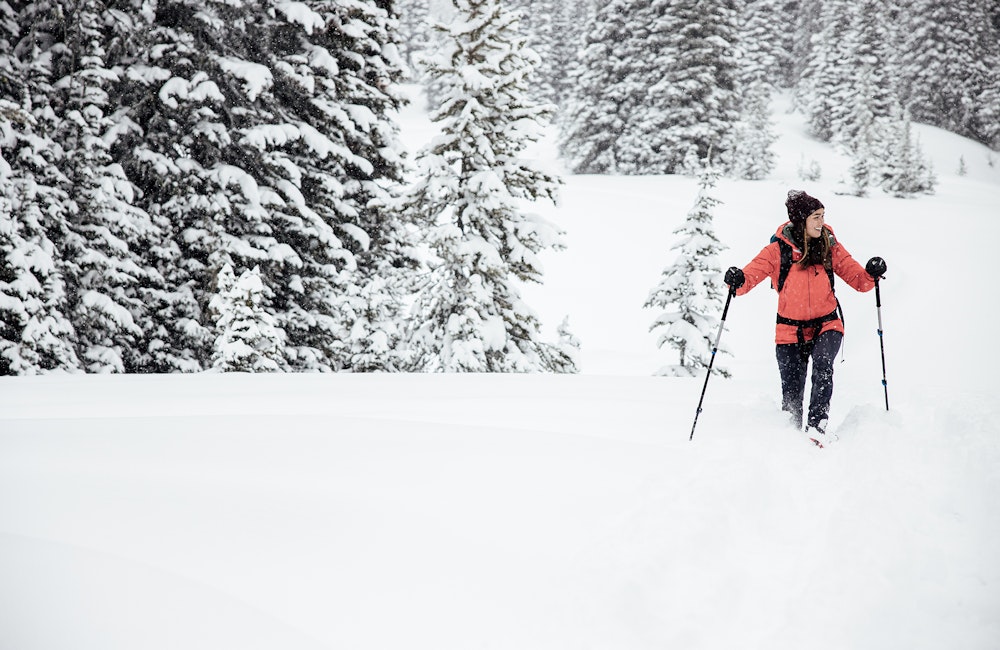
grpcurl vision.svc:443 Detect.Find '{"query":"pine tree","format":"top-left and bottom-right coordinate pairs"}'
top-left (556, 315), bottom-right (581, 370)
top-left (324, 0), bottom-right (418, 372)
top-left (396, 0), bottom-right (431, 79)
top-left (105, 0), bottom-right (234, 371)
top-left (405, 0), bottom-right (574, 373)
top-left (645, 159), bottom-right (730, 377)
top-left (562, 0), bottom-right (741, 175)
top-left (6, 0), bottom-right (415, 374)
top-left (0, 172), bottom-right (81, 374)
top-left (900, 0), bottom-right (1000, 146)
top-left (846, 101), bottom-right (877, 197)
top-left (547, 0), bottom-right (591, 108)
top-left (977, 82), bottom-right (1000, 150)
top-left (0, 1), bottom-right (81, 374)
top-left (837, 1), bottom-right (898, 146)
top-left (790, 0), bottom-right (1000, 150)
top-left (796, 155), bottom-right (822, 182)
top-left (503, 0), bottom-right (558, 102)
top-left (50, 0), bottom-right (163, 373)
top-left (739, 0), bottom-right (787, 88)
top-left (795, 0), bottom-right (902, 151)
top-left (797, 0), bottom-right (855, 142)
top-left (729, 80), bottom-right (777, 180)
top-left (965, 4), bottom-right (1000, 149)
top-left (788, 0), bottom-right (823, 89)
top-left (880, 104), bottom-right (935, 197)
top-left (337, 273), bottom-right (400, 372)
top-left (210, 264), bottom-right (287, 372)
top-left (651, 0), bottom-right (741, 174)
top-left (557, 0), bottom-right (632, 173)
top-left (110, 0), bottom-right (413, 372)
top-left (98, 0), bottom-right (211, 372)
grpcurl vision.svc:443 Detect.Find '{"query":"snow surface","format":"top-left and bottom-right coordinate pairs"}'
top-left (2, 87), bottom-right (999, 649)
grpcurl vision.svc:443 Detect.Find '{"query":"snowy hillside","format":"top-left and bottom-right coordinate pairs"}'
top-left (2, 89), bottom-right (999, 649)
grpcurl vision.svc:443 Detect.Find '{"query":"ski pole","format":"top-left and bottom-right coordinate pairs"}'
top-left (875, 277), bottom-right (889, 411)
top-left (690, 286), bottom-right (735, 441)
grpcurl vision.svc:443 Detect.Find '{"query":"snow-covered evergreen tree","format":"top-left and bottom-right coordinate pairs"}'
top-left (621, 0), bottom-right (741, 174)
top-left (556, 315), bottom-right (581, 369)
top-left (325, 0), bottom-right (418, 372)
top-left (2, 0), bottom-right (416, 374)
top-left (547, 0), bottom-right (591, 108)
top-left (977, 82), bottom-right (1000, 150)
top-left (340, 271), bottom-right (411, 372)
top-left (836, 1), bottom-right (898, 146)
top-left (500, 0), bottom-right (555, 102)
top-left (210, 264), bottom-right (286, 372)
top-left (0, 164), bottom-right (80, 374)
top-left (797, 0), bottom-right (855, 142)
top-left (96, 0), bottom-right (216, 372)
top-left (900, 0), bottom-right (1000, 147)
top-left (110, 0), bottom-right (413, 372)
top-left (739, 0), bottom-right (787, 88)
top-left (123, 0), bottom-right (348, 372)
top-left (796, 0), bottom-right (929, 186)
top-left (797, 155), bottom-right (822, 182)
top-left (790, 0), bottom-right (999, 150)
top-left (0, 1), bottom-right (81, 374)
top-left (880, 104), bottom-right (935, 197)
top-left (729, 80), bottom-right (777, 180)
top-left (562, 0), bottom-right (740, 175)
top-left (788, 0), bottom-right (824, 88)
top-left (48, 0), bottom-right (162, 373)
top-left (405, 0), bottom-right (574, 373)
top-left (645, 159), bottom-right (730, 377)
top-left (396, 0), bottom-right (431, 79)
top-left (845, 96), bottom-right (878, 197)
top-left (557, 0), bottom-right (632, 173)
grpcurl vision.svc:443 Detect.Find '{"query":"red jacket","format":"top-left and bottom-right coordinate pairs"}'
top-left (737, 223), bottom-right (875, 344)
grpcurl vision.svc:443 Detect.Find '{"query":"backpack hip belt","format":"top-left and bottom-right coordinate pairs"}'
top-left (776, 307), bottom-right (841, 360)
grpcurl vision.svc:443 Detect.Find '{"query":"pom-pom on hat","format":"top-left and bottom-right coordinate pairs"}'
top-left (785, 190), bottom-right (824, 224)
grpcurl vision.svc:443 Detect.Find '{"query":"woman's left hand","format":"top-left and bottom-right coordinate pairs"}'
top-left (866, 257), bottom-right (887, 279)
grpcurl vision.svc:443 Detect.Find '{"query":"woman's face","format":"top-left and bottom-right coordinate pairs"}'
top-left (805, 209), bottom-right (825, 239)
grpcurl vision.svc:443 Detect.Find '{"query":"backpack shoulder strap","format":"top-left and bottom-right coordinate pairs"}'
top-left (772, 235), bottom-right (793, 292)
top-left (824, 232), bottom-right (837, 293)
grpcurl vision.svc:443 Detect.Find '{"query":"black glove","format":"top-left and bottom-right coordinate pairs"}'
top-left (724, 266), bottom-right (745, 290)
top-left (865, 257), bottom-right (887, 279)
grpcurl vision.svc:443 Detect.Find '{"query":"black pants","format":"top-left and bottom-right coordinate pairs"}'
top-left (775, 330), bottom-right (843, 430)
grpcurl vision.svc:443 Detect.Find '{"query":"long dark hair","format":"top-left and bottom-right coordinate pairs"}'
top-left (793, 223), bottom-right (832, 270)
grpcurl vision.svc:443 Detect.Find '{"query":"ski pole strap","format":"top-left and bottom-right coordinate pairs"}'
top-left (776, 308), bottom-right (840, 360)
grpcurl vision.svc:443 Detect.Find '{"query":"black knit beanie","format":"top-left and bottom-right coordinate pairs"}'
top-left (785, 190), bottom-right (824, 225)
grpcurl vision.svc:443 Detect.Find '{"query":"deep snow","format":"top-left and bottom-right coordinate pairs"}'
top-left (1, 88), bottom-right (999, 649)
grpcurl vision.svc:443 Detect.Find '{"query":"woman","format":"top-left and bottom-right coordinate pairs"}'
top-left (723, 190), bottom-right (886, 446)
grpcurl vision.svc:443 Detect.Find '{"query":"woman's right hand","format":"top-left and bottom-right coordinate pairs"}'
top-left (724, 266), bottom-right (745, 290)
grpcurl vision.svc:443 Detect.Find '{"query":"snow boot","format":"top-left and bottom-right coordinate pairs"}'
top-left (806, 419), bottom-right (836, 448)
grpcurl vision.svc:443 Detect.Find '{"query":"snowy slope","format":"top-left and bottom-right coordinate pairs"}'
top-left (1, 88), bottom-right (999, 650)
